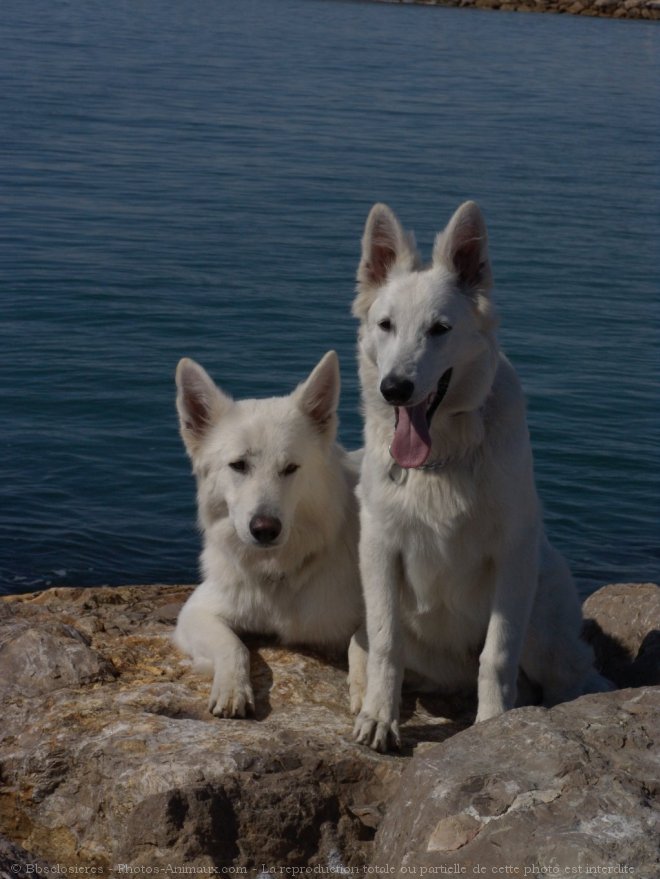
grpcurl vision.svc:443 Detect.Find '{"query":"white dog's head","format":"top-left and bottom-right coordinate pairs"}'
top-left (354, 201), bottom-right (499, 468)
top-left (176, 351), bottom-right (340, 551)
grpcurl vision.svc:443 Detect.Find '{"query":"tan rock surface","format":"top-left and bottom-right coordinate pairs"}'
top-left (373, 686), bottom-right (659, 873)
top-left (583, 582), bottom-right (660, 687)
top-left (0, 585), bottom-right (471, 872)
top-left (0, 582), bottom-right (657, 873)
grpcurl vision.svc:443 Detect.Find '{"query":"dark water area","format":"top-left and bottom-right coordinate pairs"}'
top-left (1, 0), bottom-right (658, 596)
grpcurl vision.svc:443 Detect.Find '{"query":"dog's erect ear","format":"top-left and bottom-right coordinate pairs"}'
top-left (176, 358), bottom-right (232, 456)
top-left (433, 201), bottom-right (492, 295)
top-left (353, 203), bottom-right (419, 320)
top-left (295, 350), bottom-right (340, 435)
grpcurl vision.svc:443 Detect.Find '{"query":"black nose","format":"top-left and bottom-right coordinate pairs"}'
top-left (380, 375), bottom-right (414, 405)
top-left (249, 515), bottom-right (282, 545)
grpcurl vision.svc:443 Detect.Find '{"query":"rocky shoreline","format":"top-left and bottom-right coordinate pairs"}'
top-left (0, 582), bottom-right (658, 875)
top-left (376, 0), bottom-right (660, 21)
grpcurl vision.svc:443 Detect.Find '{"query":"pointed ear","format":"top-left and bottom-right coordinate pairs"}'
top-left (294, 350), bottom-right (340, 435)
top-left (353, 203), bottom-right (419, 321)
top-left (175, 358), bottom-right (232, 456)
top-left (433, 201), bottom-right (492, 295)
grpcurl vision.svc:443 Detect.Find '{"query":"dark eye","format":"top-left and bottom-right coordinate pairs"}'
top-left (229, 460), bottom-right (247, 473)
top-left (378, 318), bottom-right (393, 332)
top-left (281, 463), bottom-right (299, 477)
top-left (429, 322), bottom-right (451, 337)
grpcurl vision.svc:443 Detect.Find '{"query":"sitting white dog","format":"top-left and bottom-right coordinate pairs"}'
top-left (174, 351), bottom-right (363, 717)
top-left (350, 201), bottom-right (612, 751)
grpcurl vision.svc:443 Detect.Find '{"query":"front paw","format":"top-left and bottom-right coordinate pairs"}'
top-left (348, 666), bottom-right (367, 716)
top-left (353, 705), bottom-right (401, 753)
top-left (208, 675), bottom-right (255, 719)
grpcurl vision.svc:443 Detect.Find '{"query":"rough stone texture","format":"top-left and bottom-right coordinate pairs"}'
top-left (0, 585), bottom-right (471, 873)
top-left (373, 687), bottom-right (660, 873)
top-left (583, 582), bottom-right (660, 687)
top-left (376, 0), bottom-right (660, 18)
top-left (0, 582), bottom-right (657, 873)
top-left (0, 835), bottom-right (51, 879)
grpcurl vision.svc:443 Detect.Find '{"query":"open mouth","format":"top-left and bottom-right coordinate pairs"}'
top-left (390, 368), bottom-right (453, 469)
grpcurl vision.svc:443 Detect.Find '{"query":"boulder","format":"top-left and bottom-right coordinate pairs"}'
top-left (583, 582), bottom-right (660, 687)
top-left (0, 582), bottom-right (657, 872)
top-left (373, 686), bottom-right (659, 873)
top-left (0, 585), bottom-right (471, 872)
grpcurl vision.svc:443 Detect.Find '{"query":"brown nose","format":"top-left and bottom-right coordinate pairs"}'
top-left (249, 515), bottom-right (282, 545)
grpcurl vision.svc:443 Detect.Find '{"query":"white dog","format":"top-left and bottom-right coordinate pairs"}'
top-left (174, 351), bottom-right (363, 718)
top-left (350, 201), bottom-right (611, 751)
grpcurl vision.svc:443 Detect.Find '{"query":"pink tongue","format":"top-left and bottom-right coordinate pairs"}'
top-left (390, 403), bottom-right (431, 469)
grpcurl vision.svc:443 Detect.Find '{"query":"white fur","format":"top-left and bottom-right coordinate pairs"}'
top-left (174, 351), bottom-right (364, 718)
top-left (351, 201), bottom-right (612, 752)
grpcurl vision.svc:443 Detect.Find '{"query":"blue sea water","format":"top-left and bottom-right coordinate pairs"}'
top-left (1, 0), bottom-right (658, 597)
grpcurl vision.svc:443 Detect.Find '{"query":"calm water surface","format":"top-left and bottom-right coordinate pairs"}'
top-left (1, 0), bottom-right (658, 596)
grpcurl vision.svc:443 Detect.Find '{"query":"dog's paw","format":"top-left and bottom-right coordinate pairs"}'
top-left (348, 669), bottom-right (367, 716)
top-left (208, 677), bottom-right (255, 719)
top-left (353, 711), bottom-right (401, 753)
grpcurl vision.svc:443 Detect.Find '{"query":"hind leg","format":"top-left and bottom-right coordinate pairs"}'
top-left (521, 540), bottom-right (614, 706)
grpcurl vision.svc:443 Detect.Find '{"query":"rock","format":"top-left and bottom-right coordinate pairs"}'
top-left (583, 582), bottom-right (660, 687)
top-left (373, 687), bottom-right (660, 873)
top-left (388, 0), bottom-right (641, 15)
top-left (0, 582), bottom-right (656, 871)
top-left (0, 834), bottom-right (52, 878)
top-left (0, 585), bottom-right (471, 871)
top-left (0, 606), bottom-right (117, 699)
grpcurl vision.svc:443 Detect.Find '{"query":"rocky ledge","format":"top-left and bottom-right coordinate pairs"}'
top-left (377, 0), bottom-right (660, 20)
top-left (0, 582), bottom-right (658, 876)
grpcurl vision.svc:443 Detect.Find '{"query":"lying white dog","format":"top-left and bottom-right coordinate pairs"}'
top-left (174, 351), bottom-right (363, 717)
top-left (351, 201), bottom-right (611, 751)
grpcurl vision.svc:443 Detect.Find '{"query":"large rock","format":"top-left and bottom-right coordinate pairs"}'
top-left (583, 582), bottom-right (660, 687)
top-left (0, 585), bottom-right (471, 872)
top-left (373, 581), bottom-right (660, 874)
top-left (373, 686), bottom-right (659, 873)
top-left (0, 582), bottom-right (657, 872)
